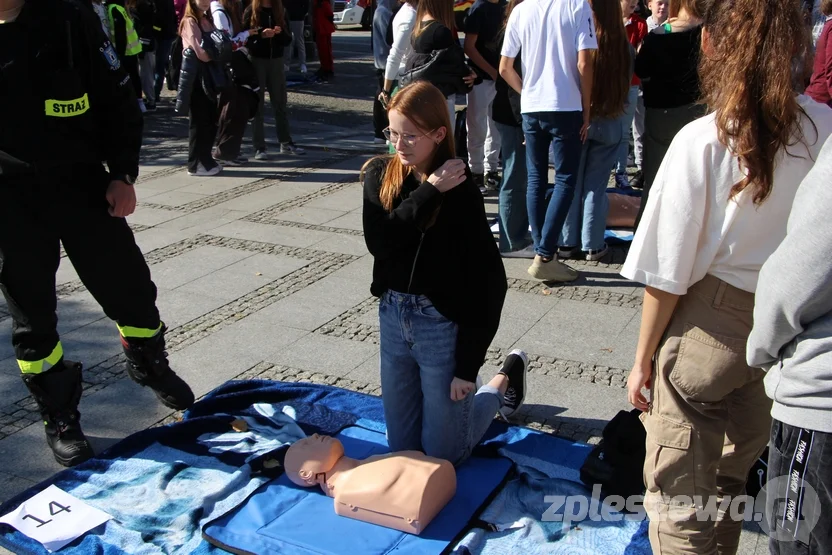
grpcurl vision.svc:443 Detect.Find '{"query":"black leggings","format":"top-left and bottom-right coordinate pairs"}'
top-left (188, 85), bottom-right (219, 172)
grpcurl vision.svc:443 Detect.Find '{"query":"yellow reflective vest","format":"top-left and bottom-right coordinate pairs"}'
top-left (107, 4), bottom-right (142, 56)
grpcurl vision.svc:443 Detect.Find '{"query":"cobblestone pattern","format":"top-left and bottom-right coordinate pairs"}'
top-left (243, 178), bottom-right (359, 224)
top-left (140, 153), bottom-right (356, 215)
top-left (315, 297), bottom-right (628, 390)
top-left (153, 362), bottom-right (603, 444)
top-left (257, 220), bottom-right (364, 236)
top-left (483, 348), bottom-right (627, 389)
top-left (0, 235), bottom-right (358, 438)
top-left (135, 165), bottom-right (183, 184)
top-left (507, 278), bottom-right (643, 308)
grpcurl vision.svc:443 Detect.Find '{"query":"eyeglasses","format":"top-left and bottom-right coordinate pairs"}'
top-left (382, 127), bottom-right (435, 147)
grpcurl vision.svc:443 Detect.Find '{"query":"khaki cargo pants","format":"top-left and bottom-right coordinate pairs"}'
top-left (642, 275), bottom-right (772, 554)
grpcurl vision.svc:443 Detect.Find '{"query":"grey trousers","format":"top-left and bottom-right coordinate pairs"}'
top-left (139, 53), bottom-right (156, 104)
top-left (289, 20), bottom-right (307, 67)
top-left (636, 103), bottom-right (706, 227)
top-left (251, 56), bottom-right (292, 149)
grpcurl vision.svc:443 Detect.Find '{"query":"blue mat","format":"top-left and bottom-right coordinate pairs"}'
top-left (203, 425), bottom-right (512, 554)
top-left (0, 381), bottom-right (650, 554)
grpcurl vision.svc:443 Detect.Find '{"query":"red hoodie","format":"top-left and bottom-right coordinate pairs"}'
top-left (313, 0), bottom-right (335, 36)
top-left (625, 14), bottom-right (648, 86)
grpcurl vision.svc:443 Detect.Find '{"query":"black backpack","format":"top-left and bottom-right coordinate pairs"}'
top-left (580, 409), bottom-right (647, 501)
top-left (166, 34), bottom-right (183, 90)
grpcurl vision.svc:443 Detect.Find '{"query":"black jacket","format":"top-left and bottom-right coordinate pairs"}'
top-left (492, 47), bottom-right (521, 127)
top-left (242, 6), bottom-right (293, 58)
top-left (0, 0), bottom-right (142, 178)
top-left (284, 0), bottom-right (308, 21)
top-left (132, 0), bottom-right (157, 51)
top-left (362, 157), bottom-right (507, 382)
top-left (401, 45), bottom-right (474, 97)
top-left (404, 20), bottom-right (473, 97)
top-left (153, 0), bottom-right (178, 39)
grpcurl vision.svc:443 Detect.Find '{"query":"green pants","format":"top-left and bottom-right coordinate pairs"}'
top-left (251, 56), bottom-right (292, 149)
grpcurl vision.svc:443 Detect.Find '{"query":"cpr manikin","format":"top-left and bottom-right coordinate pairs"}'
top-left (284, 434), bottom-right (456, 535)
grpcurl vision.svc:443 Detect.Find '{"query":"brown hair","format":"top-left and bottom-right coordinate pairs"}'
top-left (822, 0), bottom-right (832, 17)
top-left (361, 81), bottom-right (455, 212)
top-left (179, 0), bottom-right (211, 32)
top-left (700, 0), bottom-right (815, 205)
top-left (412, 0), bottom-right (455, 38)
top-left (590, 0), bottom-right (631, 119)
top-left (249, 0), bottom-right (286, 30)
top-left (669, 0), bottom-right (706, 19)
top-left (219, 0), bottom-right (243, 33)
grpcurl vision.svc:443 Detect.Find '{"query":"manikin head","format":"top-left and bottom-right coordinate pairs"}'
top-left (284, 434), bottom-right (346, 487)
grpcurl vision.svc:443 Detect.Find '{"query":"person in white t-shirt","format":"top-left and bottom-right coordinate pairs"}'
top-left (621, 0), bottom-right (832, 552)
top-left (499, 0), bottom-right (597, 282)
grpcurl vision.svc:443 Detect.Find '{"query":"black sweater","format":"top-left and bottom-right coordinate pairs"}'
top-left (362, 157), bottom-right (508, 382)
top-left (242, 6), bottom-right (293, 58)
top-left (635, 26), bottom-right (701, 109)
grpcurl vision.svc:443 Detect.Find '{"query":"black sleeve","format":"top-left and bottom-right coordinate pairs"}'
top-left (464, 5), bottom-right (483, 35)
top-left (433, 23), bottom-right (455, 49)
top-left (76, 3), bottom-right (143, 177)
top-left (446, 178), bottom-right (507, 382)
top-left (112, 8), bottom-right (128, 56)
top-left (362, 158), bottom-right (442, 260)
top-left (634, 33), bottom-right (654, 80)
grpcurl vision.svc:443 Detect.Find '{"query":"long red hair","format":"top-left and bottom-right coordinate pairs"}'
top-left (361, 82), bottom-right (455, 212)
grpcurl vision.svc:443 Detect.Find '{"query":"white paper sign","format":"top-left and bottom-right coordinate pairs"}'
top-left (0, 485), bottom-right (112, 552)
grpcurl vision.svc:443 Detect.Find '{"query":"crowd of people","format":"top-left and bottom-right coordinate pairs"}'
top-left (364, 0), bottom-right (832, 553)
top-left (2, 0), bottom-right (832, 552)
top-left (85, 0), bottom-right (338, 176)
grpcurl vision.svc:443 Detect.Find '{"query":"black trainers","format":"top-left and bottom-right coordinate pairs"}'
top-left (631, 170), bottom-right (644, 189)
top-left (22, 360), bottom-right (95, 467)
top-left (499, 349), bottom-right (529, 419)
top-left (122, 325), bottom-right (195, 411)
top-left (485, 171), bottom-right (500, 192)
top-left (471, 173), bottom-right (485, 193)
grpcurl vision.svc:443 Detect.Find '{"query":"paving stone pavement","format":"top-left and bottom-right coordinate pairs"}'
top-left (0, 31), bottom-right (768, 555)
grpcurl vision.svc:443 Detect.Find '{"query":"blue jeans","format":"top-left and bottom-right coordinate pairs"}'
top-left (154, 37), bottom-right (175, 99)
top-left (378, 291), bottom-right (503, 466)
top-left (495, 122), bottom-right (530, 252)
top-left (614, 85), bottom-right (639, 176)
top-left (560, 116), bottom-right (622, 251)
top-left (522, 111), bottom-right (584, 259)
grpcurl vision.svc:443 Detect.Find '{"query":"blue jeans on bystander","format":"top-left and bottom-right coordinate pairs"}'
top-left (522, 111), bottom-right (584, 259)
top-left (495, 121), bottom-right (530, 252)
top-left (614, 85), bottom-right (640, 177)
top-left (560, 116), bottom-right (622, 251)
top-left (378, 290), bottom-right (503, 466)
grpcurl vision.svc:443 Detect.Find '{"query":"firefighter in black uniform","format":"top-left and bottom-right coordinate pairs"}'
top-left (0, 0), bottom-right (194, 467)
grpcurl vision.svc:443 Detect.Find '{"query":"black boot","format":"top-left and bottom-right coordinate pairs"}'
top-left (121, 325), bottom-right (195, 410)
top-left (22, 360), bottom-right (95, 467)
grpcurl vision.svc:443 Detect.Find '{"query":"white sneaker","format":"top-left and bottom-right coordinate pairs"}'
top-left (187, 163), bottom-right (222, 177)
top-left (527, 258), bottom-right (579, 282)
top-left (254, 150), bottom-right (269, 160)
top-left (280, 142), bottom-right (306, 155)
top-left (300, 64), bottom-right (307, 74)
top-left (585, 245), bottom-right (609, 261)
